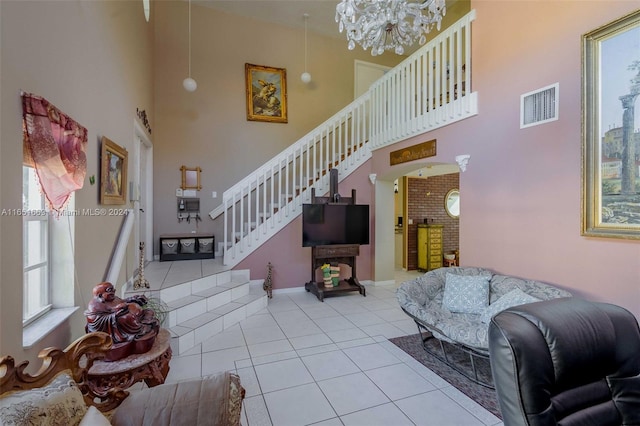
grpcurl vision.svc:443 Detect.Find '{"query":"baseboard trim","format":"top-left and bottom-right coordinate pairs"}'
top-left (369, 280), bottom-right (395, 287)
top-left (272, 286), bottom-right (306, 295)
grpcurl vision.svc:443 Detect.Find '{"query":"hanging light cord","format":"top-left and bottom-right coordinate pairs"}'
top-left (304, 14), bottom-right (308, 73)
top-left (188, 0), bottom-right (192, 78)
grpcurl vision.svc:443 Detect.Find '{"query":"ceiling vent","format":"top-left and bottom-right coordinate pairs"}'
top-left (520, 83), bottom-right (559, 129)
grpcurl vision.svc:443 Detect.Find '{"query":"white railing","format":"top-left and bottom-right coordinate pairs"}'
top-left (369, 10), bottom-right (477, 149)
top-left (216, 10), bottom-right (477, 267)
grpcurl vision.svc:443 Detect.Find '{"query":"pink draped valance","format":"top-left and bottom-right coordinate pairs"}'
top-left (22, 93), bottom-right (88, 214)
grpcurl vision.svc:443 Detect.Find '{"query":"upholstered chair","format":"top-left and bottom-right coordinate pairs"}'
top-left (488, 298), bottom-right (640, 426)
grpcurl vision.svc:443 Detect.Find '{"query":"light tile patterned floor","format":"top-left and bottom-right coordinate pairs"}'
top-left (157, 267), bottom-right (503, 426)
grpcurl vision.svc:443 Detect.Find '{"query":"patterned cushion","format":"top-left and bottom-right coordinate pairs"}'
top-left (0, 371), bottom-right (88, 426)
top-left (442, 273), bottom-right (490, 314)
top-left (111, 371), bottom-right (245, 426)
top-left (480, 288), bottom-right (540, 324)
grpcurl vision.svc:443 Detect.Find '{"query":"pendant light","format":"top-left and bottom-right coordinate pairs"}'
top-left (300, 13), bottom-right (311, 84)
top-left (182, 0), bottom-right (197, 92)
top-left (142, 0), bottom-right (150, 22)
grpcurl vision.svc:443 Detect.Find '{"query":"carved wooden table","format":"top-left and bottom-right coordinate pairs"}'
top-left (87, 328), bottom-right (172, 403)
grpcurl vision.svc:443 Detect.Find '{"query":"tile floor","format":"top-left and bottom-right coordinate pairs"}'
top-left (156, 268), bottom-right (503, 426)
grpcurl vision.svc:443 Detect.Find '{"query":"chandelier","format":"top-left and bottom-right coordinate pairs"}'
top-left (335, 0), bottom-right (446, 56)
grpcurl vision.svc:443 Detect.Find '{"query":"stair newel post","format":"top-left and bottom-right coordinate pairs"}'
top-left (133, 242), bottom-right (150, 290)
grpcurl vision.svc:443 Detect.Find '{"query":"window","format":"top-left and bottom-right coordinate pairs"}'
top-left (21, 93), bottom-right (85, 346)
top-left (23, 166), bottom-right (51, 325)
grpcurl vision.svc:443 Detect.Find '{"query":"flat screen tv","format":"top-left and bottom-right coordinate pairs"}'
top-left (302, 203), bottom-right (370, 247)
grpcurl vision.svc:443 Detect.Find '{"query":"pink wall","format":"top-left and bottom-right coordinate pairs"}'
top-left (372, 1), bottom-right (640, 317)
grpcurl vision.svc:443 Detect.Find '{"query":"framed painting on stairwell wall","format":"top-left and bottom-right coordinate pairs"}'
top-left (100, 137), bottom-right (128, 205)
top-left (245, 63), bottom-right (288, 123)
top-left (582, 9), bottom-right (640, 239)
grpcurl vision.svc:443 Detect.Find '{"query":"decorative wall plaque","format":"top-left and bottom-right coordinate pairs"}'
top-left (390, 139), bottom-right (437, 165)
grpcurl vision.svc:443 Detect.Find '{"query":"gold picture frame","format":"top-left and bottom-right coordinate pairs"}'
top-left (100, 137), bottom-right (128, 205)
top-left (245, 63), bottom-right (287, 123)
top-left (582, 9), bottom-right (640, 239)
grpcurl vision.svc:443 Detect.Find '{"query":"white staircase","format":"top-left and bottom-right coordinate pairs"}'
top-left (125, 268), bottom-right (268, 355)
top-left (164, 269), bottom-right (267, 355)
top-left (125, 11), bottom-right (478, 355)
top-left (211, 10), bottom-right (478, 270)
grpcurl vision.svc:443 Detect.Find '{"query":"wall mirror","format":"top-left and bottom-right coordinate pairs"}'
top-left (181, 165), bottom-right (202, 190)
top-left (445, 188), bottom-right (460, 218)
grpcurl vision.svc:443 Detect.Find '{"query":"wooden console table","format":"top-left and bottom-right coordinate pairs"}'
top-left (88, 328), bottom-right (172, 406)
top-left (305, 244), bottom-right (366, 302)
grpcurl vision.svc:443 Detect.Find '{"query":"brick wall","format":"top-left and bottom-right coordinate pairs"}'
top-left (406, 173), bottom-right (459, 270)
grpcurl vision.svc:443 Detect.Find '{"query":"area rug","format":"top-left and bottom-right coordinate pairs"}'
top-left (389, 333), bottom-right (502, 419)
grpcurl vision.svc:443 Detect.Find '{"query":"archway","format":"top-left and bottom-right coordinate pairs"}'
top-left (374, 162), bottom-right (460, 285)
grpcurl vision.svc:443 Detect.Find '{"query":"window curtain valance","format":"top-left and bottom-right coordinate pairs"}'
top-left (22, 92), bottom-right (88, 214)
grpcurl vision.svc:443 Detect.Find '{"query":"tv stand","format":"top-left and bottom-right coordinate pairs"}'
top-left (304, 244), bottom-right (366, 302)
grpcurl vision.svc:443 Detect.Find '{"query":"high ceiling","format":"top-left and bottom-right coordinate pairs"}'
top-left (193, 1), bottom-right (465, 53)
top-left (192, 0), bottom-right (465, 176)
top-left (193, 1), bottom-right (358, 39)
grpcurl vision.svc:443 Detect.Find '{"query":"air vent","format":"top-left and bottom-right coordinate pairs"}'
top-left (520, 83), bottom-right (559, 129)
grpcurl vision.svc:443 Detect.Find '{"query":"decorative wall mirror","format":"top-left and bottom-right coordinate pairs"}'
top-left (180, 165), bottom-right (202, 190)
top-left (445, 188), bottom-right (460, 218)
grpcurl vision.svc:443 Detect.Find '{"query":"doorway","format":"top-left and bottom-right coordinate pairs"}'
top-left (374, 163), bottom-right (460, 283)
top-left (401, 171), bottom-right (459, 271)
top-left (133, 121), bottom-right (153, 262)
top-left (354, 60), bottom-right (391, 99)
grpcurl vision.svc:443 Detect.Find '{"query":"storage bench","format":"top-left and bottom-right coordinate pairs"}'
top-left (160, 233), bottom-right (214, 261)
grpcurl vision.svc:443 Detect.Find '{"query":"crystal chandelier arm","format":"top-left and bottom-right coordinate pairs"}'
top-left (335, 0), bottom-right (446, 56)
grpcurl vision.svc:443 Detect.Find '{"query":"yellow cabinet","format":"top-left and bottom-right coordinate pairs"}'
top-left (417, 224), bottom-right (443, 271)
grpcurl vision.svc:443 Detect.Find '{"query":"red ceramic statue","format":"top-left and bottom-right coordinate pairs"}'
top-left (85, 282), bottom-right (159, 361)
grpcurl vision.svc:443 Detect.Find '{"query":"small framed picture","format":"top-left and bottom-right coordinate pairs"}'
top-left (100, 137), bottom-right (128, 205)
top-left (245, 63), bottom-right (287, 123)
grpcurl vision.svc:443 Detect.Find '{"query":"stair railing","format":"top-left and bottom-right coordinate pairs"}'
top-left (215, 10), bottom-right (477, 267)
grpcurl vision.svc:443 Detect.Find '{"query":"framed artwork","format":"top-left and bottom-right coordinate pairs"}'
top-left (582, 9), bottom-right (640, 239)
top-left (245, 63), bottom-right (287, 123)
top-left (100, 137), bottom-right (128, 205)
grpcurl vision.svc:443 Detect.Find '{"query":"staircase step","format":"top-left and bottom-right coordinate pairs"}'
top-left (166, 295), bottom-right (207, 326)
top-left (169, 290), bottom-right (267, 355)
top-left (164, 271), bottom-right (267, 355)
top-left (192, 284), bottom-right (228, 299)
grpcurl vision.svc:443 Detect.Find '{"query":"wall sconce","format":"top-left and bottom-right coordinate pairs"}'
top-left (394, 179), bottom-right (398, 194)
top-left (369, 173), bottom-right (377, 185)
top-left (455, 154), bottom-right (471, 172)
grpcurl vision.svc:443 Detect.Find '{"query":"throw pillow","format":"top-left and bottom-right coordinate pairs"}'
top-left (0, 370), bottom-right (88, 426)
top-left (480, 288), bottom-right (541, 324)
top-left (442, 273), bottom-right (490, 314)
top-left (79, 406), bottom-right (111, 426)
